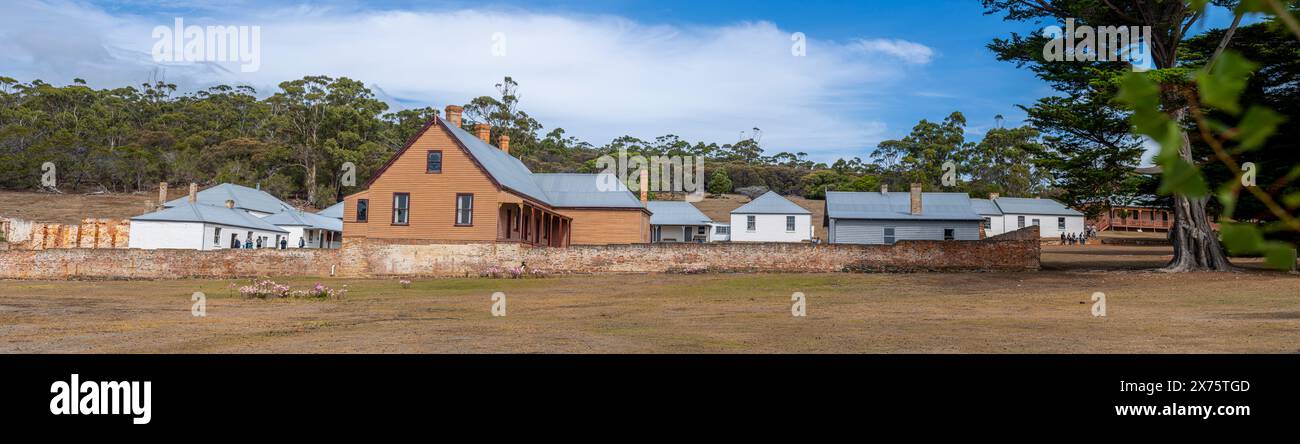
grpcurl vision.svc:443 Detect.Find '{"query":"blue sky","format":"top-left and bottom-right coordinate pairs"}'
top-left (0, 0), bottom-right (1246, 164)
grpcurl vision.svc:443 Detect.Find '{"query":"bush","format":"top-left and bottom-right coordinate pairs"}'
top-left (707, 170), bottom-right (733, 195)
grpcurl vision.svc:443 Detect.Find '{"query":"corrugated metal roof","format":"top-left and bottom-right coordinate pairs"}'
top-left (825, 191), bottom-right (982, 221)
top-left (646, 201), bottom-right (712, 225)
top-left (263, 210), bottom-right (343, 232)
top-left (992, 197), bottom-right (1083, 216)
top-left (317, 201), bottom-right (344, 219)
top-left (442, 121), bottom-right (553, 205)
top-left (970, 198), bottom-right (1002, 215)
top-left (163, 183), bottom-right (295, 215)
top-left (731, 191), bottom-right (810, 215)
top-left (531, 173), bottom-right (644, 208)
top-left (132, 202), bottom-right (288, 233)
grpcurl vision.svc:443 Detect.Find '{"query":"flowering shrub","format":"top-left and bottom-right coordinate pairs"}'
top-left (480, 266), bottom-right (502, 279)
top-left (237, 280), bottom-right (346, 299)
top-left (238, 280), bottom-right (291, 299)
top-left (399, 279), bottom-right (412, 289)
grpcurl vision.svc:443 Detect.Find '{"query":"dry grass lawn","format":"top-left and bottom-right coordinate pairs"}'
top-left (1, 245), bottom-right (1296, 354)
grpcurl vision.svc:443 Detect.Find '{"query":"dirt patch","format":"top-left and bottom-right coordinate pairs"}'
top-left (1, 261), bottom-right (1297, 353)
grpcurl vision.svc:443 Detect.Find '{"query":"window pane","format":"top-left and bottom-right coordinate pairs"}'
top-left (786, 216), bottom-right (795, 231)
top-left (884, 228), bottom-right (895, 244)
top-left (747, 216), bottom-right (755, 230)
top-left (456, 195), bottom-right (473, 225)
top-left (1058, 217), bottom-right (1066, 229)
top-left (427, 151), bottom-right (442, 173)
top-left (944, 228), bottom-right (955, 240)
top-left (357, 200), bottom-right (369, 222)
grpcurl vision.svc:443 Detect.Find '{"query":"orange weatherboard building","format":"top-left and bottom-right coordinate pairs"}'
top-left (342, 106), bottom-right (650, 246)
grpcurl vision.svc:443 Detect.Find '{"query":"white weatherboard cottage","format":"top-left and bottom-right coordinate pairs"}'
top-left (647, 201), bottom-right (721, 243)
top-left (729, 191), bottom-right (813, 243)
top-left (824, 185), bottom-right (983, 245)
top-left (971, 195), bottom-right (1084, 238)
top-left (131, 182), bottom-right (347, 250)
top-left (128, 202), bottom-right (288, 250)
top-left (262, 210), bottom-right (344, 249)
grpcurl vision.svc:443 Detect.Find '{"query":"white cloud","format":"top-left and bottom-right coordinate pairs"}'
top-left (0, 1), bottom-right (938, 163)
top-left (854, 38), bottom-right (935, 65)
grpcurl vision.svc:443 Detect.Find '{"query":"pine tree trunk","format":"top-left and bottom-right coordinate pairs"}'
top-left (1164, 110), bottom-right (1232, 272)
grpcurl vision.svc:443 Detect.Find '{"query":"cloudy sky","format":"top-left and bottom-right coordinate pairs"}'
top-left (0, 0), bottom-right (1243, 164)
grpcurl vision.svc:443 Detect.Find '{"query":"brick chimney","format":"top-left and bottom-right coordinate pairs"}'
top-left (880, 184), bottom-right (888, 194)
top-left (989, 192), bottom-right (1000, 200)
top-left (909, 183), bottom-right (922, 215)
top-left (499, 134), bottom-right (510, 154)
top-left (639, 169), bottom-right (649, 205)
top-left (445, 105), bottom-right (463, 128)
top-left (188, 183), bottom-right (198, 203)
top-left (475, 123), bottom-right (491, 143)
top-left (158, 182), bottom-right (168, 207)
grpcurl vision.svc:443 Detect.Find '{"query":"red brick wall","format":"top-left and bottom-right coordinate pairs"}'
top-left (0, 227), bottom-right (1040, 279)
top-left (0, 248), bottom-right (338, 279)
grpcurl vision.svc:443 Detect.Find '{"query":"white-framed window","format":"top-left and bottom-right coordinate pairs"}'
top-left (392, 193), bottom-right (410, 225)
top-left (982, 217), bottom-right (991, 229)
top-left (715, 226), bottom-right (729, 235)
top-left (786, 216), bottom-right (796, 232)
top-left (456, 194), bottom-right (474, 225)
top-left (1017, 216), bottom-right (1025, 228)
top-left (746, 216), bottom-right (756, 231)
top-left (213, 227), bottom-right (221, 246)
top-left (1032, 219), bottom-right (1040, 226)
top-left (1058, 217), bottom-right (1066, 230)
top-left (883, 227), bottom-right (895, 245)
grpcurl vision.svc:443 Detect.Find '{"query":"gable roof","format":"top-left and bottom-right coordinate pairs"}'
top-left (732, 191), bottom-right (810, 215)
top-left (647, 201), bottom-right (712, 225)
top-left (164, 183), bottom-right (295, 215)
top-left (133, 202), bottom-right (288, 233)
top-left (440, 119), bottom-right (553, 205)
top-left (970, 198), bottom-right (1002, 216)
top-left (825, 191), bottom-right (982, 221)
top-left (532, 173), bottom-right (644, 208)
top-left (991, 197), bottom-right (1084, 216)
top-left (263, 210), bottom-right (344, 232)
top-left (317, 201), bottom-right (344, 219)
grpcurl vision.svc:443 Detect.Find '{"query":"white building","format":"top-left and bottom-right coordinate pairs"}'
top-left (647, 201), bottom-right (723, 243)
top-left (729, 191), bottom-right (813, 243)
top-left (825, 186), bottom-right (983, 245)
top-left (262, 210), bottom-right (344, 248)
top-left (971, 195), bottom-right (1085, 238)
top-left (128, 202), bottom-right (289, 250)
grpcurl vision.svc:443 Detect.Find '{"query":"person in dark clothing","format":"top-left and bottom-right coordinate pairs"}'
top-left (231, 237), bottom-right (240, 249)
top-left (299, 237), bottom-right (305, 248)
top-left (244, 239), bottom-right (253, 249)
top-left (280, 238), bottom-right (288, 249)
top-left (1060, 232), bottom-right (1067, 245)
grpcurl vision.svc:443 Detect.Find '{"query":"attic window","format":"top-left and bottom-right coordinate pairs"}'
top-left (426, 151), bottom-right (443, 173)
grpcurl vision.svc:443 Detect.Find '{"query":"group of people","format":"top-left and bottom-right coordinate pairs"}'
top-left (1060, 231), bottom-right (1091, 246)
top-left (229, 236), bottom-right (301, 249)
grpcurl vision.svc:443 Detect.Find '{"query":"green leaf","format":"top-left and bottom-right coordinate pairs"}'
top-left (1283, 192), bottom-right (1300, 210)
top-left (1219, 222), bottom-right (1264, 255)
top-left (1235, 0), bottom-right (1272, 14)
top-left (1117, 72), bottom-right (1161, 109)
top-left (1233, 106), bottom-right (1286, 151)
top-left (1196, 51), bottom-right (1257, 115)
top-left (1217, 186), bottom-right (1238, 218)
top-left (1157, 155), bottom-right (1209, 197)
top-left (1260, 242), bottom-right (1297, 271)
